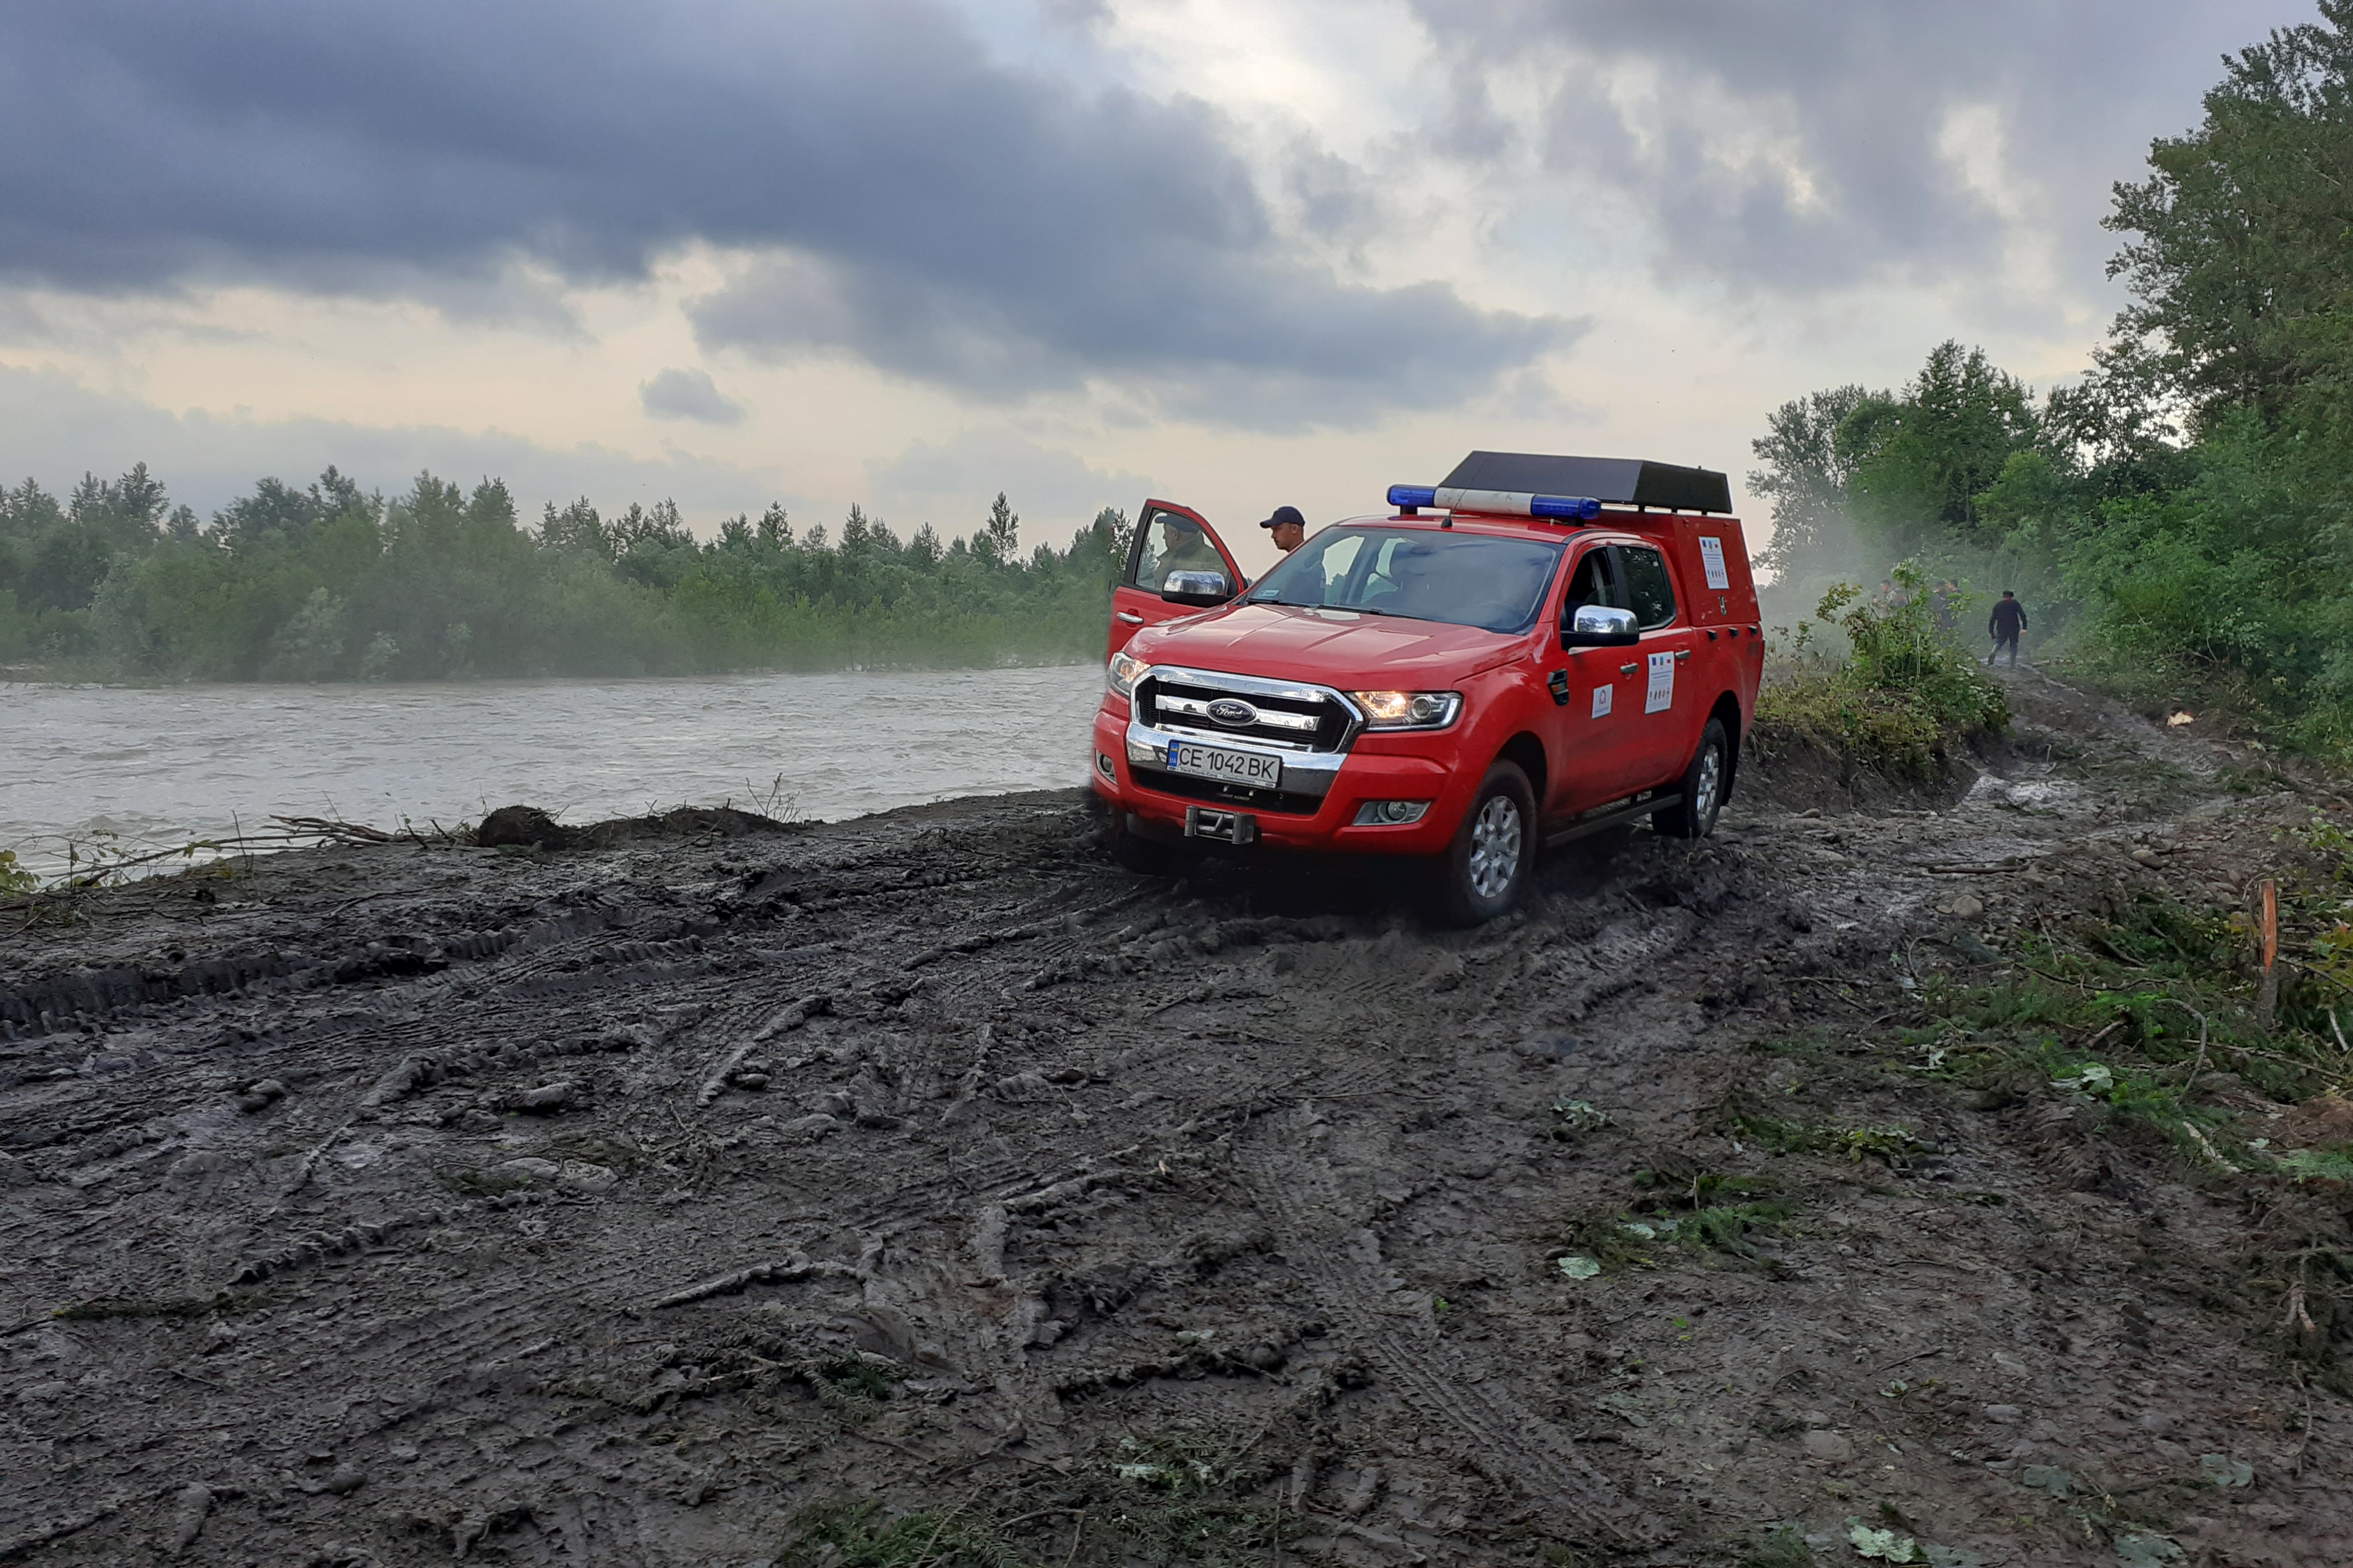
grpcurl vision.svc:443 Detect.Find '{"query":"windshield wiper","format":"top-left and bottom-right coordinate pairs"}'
top-left (1252, 595), bottom-right (1402, 619)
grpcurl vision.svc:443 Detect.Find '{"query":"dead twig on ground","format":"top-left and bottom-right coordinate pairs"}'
top-left (1868, 1345), bottom-right (1948, 1378)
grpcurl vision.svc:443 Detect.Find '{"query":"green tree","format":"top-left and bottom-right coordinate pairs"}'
top-left (1748, 384), bottom-right (1879, 577)
top-left (1844, 342), bottom-right (2042, 557)
top-left (2105, 0), bottom-right (2353, 433)
top-left (977, 491), bottom-right (1019, 564)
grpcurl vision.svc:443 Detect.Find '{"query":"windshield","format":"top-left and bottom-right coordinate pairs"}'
top-left (1243, 527), bottom-right (1564, 633)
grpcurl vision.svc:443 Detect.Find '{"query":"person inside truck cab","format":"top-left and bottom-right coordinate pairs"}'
top-left (1137, 512), bottom-right (1229, 592)
top-left (1563, 547), bottom-right (1621, 615)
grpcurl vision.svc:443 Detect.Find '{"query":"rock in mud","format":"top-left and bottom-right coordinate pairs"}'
top-left (780, 1113), bottom-right (839, 1140)
top-left (557, 1161), bottom-right (618, 1195)
top-left (167, 1151), bottom-right (232, 1182)
top-left (236, 1079), bottom-right (286, 1113)
top-left (970, 1204), bottom-right (1008, 1281)
top-left (513, 1082), bottom-right (575, 1114)
top-left (993, 1071), bottom-right (1054, 1102)
top-left (476, 805), bottom-right (574, 850)
top-left (1802, 1429), bottom-right (1855, 1461)
top-left (168, 1482), bottom-right (213, 1553)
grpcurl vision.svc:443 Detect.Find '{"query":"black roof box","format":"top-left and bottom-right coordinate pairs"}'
top-left (1442, 452), bottom-right (1732, 514)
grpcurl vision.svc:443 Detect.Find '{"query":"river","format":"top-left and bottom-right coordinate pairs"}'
top-left (3, 665), bottom-right (1106, 879)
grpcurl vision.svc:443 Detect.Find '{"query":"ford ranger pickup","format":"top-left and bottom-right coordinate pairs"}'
top-left (1089, 452), bottom-right (1764, 924)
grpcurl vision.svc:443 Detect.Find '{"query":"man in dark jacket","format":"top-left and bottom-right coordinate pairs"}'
top-left (1987, 591), bottom-right (2027, 665)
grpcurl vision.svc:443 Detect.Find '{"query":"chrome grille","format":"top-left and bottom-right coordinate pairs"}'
top-left (1138, 671), bottom-right (1354, 752)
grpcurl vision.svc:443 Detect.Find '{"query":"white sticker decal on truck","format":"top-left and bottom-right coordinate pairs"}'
top-left (1645, 651), bottom-right (1674, 713)
top-left (1591, 683), bottom-right (1612, 719)
top-left (1698, 536), bottom-right (1731, 591)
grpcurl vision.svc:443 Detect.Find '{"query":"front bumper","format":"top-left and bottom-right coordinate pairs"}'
top-left (1089, 704), bottom-right (1461, 855)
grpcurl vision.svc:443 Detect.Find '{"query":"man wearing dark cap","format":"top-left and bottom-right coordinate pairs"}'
top-left (1260, 505), bottom-right (1306, 555)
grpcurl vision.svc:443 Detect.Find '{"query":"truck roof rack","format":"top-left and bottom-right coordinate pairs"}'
top-left (1441, 452), bottom-right (1732, 515)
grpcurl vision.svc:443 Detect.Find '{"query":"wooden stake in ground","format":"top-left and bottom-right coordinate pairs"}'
top-left (2258, 878), bottom-right (2281, 1031)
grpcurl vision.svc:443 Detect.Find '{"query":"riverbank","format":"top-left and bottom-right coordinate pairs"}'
top-left (5, 669), bottom-right (2351, 1564)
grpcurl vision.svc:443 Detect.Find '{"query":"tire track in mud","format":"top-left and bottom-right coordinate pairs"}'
top-left (1236, 1103), bottom-right (1671, 1547)
top-left (1474, 906), bottom-right (1701, 1026)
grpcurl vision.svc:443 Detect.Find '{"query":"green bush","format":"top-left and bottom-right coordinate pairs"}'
top-left (1756, 563), bottom-right (2008, 777)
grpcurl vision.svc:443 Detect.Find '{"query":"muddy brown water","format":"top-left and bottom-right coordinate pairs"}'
top-left (2, 669), bottom-right (2348, 1564)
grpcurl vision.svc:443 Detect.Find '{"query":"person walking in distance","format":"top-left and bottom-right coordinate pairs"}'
top-left (1260, 505), bottom-right (1307, 555)
top-left (1987, 590), bottom-right (2027, 666)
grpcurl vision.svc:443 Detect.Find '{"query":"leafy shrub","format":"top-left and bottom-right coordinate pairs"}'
top-left (1757, 563), bottom-right (2008, 777)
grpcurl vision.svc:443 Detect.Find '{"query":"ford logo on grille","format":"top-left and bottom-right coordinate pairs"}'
top-left (1206, 698), bottom-right (1259, 727)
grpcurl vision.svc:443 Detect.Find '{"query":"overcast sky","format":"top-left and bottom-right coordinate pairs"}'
top-left (0, 0), bottom-right (2303, 574)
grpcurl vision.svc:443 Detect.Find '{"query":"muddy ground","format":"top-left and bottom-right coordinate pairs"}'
top-left (2, 672), bottom-right (2349, 1567)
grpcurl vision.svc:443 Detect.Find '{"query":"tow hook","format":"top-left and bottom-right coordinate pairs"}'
top-left (1184, 806), bottom-right (1260, 845)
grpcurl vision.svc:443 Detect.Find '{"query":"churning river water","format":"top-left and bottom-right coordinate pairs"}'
top-left (3, 664), bottom-right (1106, 879)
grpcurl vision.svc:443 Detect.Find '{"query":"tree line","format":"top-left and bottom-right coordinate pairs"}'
top-left (0, 463), bottom-right (1133, 679)
top-left (1751, 1), bottom-right (2353, 753)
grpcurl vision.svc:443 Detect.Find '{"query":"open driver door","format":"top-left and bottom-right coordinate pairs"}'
top-left (1106, 499), bottom-right (1246, 659)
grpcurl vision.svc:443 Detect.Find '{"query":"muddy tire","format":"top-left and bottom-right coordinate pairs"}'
top-left (1653, 717), bottom-right (1730, 839)
top-left (1426, 761), bottom-right (1536, 926)
top-left (1106, 812), bottom-right (1187, 877)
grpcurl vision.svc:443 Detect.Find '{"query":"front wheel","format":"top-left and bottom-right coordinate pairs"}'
top-left (1425, 761), bottom-right (1536, 926)
top-left (1653, 718), bottom-right (1729, 839)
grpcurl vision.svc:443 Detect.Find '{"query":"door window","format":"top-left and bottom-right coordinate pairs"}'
top-left (1616, 546), bottom-right (1677, 629)
top-left (1561, 547), bottom-right (1624, 620)
top-left (1130, 508), bottom-right (1227, 592)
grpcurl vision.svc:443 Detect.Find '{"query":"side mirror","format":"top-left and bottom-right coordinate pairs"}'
top-left (1161, 570), bottom-right (1234, 607)
top-left (1561, 604), bottom-right (1638, 648)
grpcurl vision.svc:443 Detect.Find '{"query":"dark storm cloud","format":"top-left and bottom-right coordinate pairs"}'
top-left (639, 368), bottom-right (745, 426)
top-left (0, 0), bottom-right (1570, 415)
top-left (1407, 0), bottom-right (2297, 295)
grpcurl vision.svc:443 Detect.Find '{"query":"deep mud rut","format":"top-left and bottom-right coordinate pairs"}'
top-left (3, 672), bottom-right (2348, 1567)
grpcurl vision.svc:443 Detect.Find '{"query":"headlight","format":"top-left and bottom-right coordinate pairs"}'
top-left (1351, 690), bottom-right (1462, 729)
top-left (1107, 651), bottom-right (1151, 697)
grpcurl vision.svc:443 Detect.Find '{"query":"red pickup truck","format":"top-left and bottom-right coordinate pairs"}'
top-left (1088, 452), bottom-right (1764, 923)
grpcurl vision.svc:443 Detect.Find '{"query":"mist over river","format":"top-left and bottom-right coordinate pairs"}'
top-left (3, 665), bottom-right (1105, 880)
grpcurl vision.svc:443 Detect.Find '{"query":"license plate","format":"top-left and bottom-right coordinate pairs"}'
top-left (1165, 739), bottom-right (1281, 789)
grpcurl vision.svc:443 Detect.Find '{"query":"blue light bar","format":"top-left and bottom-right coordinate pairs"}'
top-left (1387, 484), bottom-right (1601, 521)
top-left (1529, 494), bottom-right (1604, 522)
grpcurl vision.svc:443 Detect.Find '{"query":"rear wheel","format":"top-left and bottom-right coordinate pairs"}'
top-left (1653, 718), bottom-right (1730, 839)
top-left (1426, 761), bottom-right (1536, 926)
